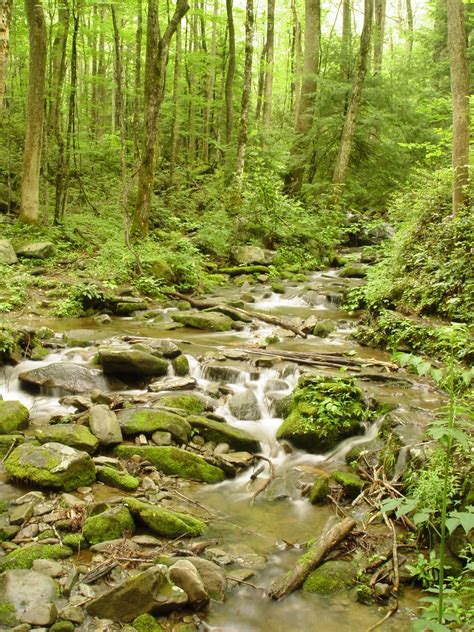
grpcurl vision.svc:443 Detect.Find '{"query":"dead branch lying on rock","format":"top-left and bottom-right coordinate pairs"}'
top-left (250, 455), bottom-right (275, 504)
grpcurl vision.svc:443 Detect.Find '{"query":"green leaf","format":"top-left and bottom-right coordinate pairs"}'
top-left (413, 512), bottom-right (431, 526)
top-left (417, 361), bottom-right (432, 376)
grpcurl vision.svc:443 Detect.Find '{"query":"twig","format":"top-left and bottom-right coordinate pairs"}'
top-left (366, 601), bottom-right (399, 632)
top-left (228, 577), bottom-right (266, 592)
top-left (170, 489), bottom-right (213, 515)
top-left (251, 455), bottom-right (274, 504)
top-left (2, 438), bottom-right (18, 462)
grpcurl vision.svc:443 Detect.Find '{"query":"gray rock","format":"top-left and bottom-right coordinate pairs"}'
top-left (89, 405), bottom-right (123, 446)
top-left (0, 400), bottom-right (29, 434)
top-left (228, 389), bottom-right (261, 420)
top-left (63, 329), bottom-right (109, 348)
top-left (18, 363), bottom-right (108, 395)
top-left (0, 239), bottom-right (18, 265)
top-left (233, 246), bottom-right (273, 265)
top-left (98, 348), bottom-right (169, 377)
top-left (182, 557), bottom-right (227, 602)
top-left (0, 569), bottom-right (58, 626)
top-left (148, 376), bottom-right (197, 392)
top-left (171, 311), bottom-right (234, 332)
top-left (16, 242), bottom-right (55, 259)
top-left (9, 502), bottom-right (35, 525)
top-left (35, 424), bottom-right (99, 454)
top-left (130, 338), bottom-right (181, 359)
top-left (117, 407), bottom-right (191, 443)
top-left (169, 559), bottom-right (209, 607)
top-left (188, 416), bottom-right (260, 453)
top-left (151, 431), bottom-right (173, 446)
top-left (32, 559), bottom-right (63, 577)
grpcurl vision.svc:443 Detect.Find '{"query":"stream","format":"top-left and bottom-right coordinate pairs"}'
top-left (0, 254), bottom-right (444, 631)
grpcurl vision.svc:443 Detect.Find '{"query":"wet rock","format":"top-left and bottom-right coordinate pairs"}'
top-left (0, 239), bottom-right (18, 264)
top-left (0, 544), bottom-right (72, 572)
top-left (96, 465), bottom-right (140, 491)
top-left (331, 470), bottom-right (365, 499)
top-left (16, 242), bottom-right (55, 259)
top-left (309, 476), bottom-right (329, 504)
top-left (214, 443), bottom-right (230, 455)
top-left (127, 338), bottom-right (181, 359)
top-left (0, 569), bottom-right (58, 626)
top-left (171, 311), bottom-right (234, 332)
top-left (188, 416), bottom-right (261, 453)
top-left (339, 265), bottom-right (367, 279)
top-left (312, 320), bottom-right (336, 338)
top-left (18, 362), bottom-right (108, 394)
top-left (59, 395), bottom-right (92, 411)
top-left (31, 559), bottom-right (63, 577)
top-left (90, 390), bottom-right (115, 405)
top-left (35, 424), bottom-right (99, 454)
top-left (132, 613), bottom-right (163, 632)
top-left (0, 435), bottom-right (25, 457)
top-left (303, 561), bottom-right (358, 594)
top-left (156, 394), bottom-right (207, 415)
top-left (83, 506), bottom-right (135, 545)
top-left (233, 246), bottom-right (273, 266)
top-left (184, 557), bottom-right (227, 602)
top-left (8, 502), bottom-right (35, 525)
top-left (0, 401), bottom-right (29, 434)
top-left (86, 565), bottom-right (187, 621)
top-left (228, 389), bottom-right (261, 420)
top-left (89, 404), bottom-right (123, 446)
top-left (218, 451), bottom-right (255, 470)
top-left (95, 314), bottom-right (112, 325)
top-left (63, 329), bottom-right (109, 348)
top-left (148, 377), bottom-right (197, 392)
top-left (113, 445), bottom-right (225, 483)
top-left (169, 559), bottom-right (209, 607)
top-left (98, 348), bottom-right (169, 377)
top-left (117, 407), bottom-right (191, 443)
top-left (125, 498), bottom-right (205, 538)
top-left (263, 379), bottom-right (288, 393)
top-left (4, 442), bottom-right (96, 492)
top-left (151, 431), bottom-right (173, 446)
top-left (172, 354), bottom-right (190, 376)
top-left (203, 363), bottom-right (245, 383)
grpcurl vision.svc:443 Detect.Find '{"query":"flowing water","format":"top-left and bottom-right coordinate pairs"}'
top-left (0, 259), bottom-right (443, 631)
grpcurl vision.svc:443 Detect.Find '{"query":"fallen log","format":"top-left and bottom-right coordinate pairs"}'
top-left (216, 265), bottom-right (270, 276)
top-left (268, 516), bottom-right (357, 600)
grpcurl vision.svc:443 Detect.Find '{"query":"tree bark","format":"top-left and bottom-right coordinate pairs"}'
top-left (405, 0), bottom-right (413, 59)
top-left (20, 0), bottom-right (47, 223)
top-left (290, 0), bottom-right (302, 123)
top-left (447, 0), bottom-right (470, 213)
top-left (224, 0), bottom-right (235, 147)
top-left (235, 0), bottom-right (255, 177)
top-left (202, 0), bottom-right (218, 164)
top-left (133, 0), bottom-right (143, 157)
top-left (133, 0), bottom-right (190, 237)
top-left (111, 3), bottom-right (123, 134)
top-left (332, 0), bottom-right (373, 188)
top-left (373, 0), bottom-right (385, 74)
top-left (341, 0), bottom-right (352, 80)
top-left (262, 0), bottom-right (275, 130)
top-left (169, 22), bottom-right (182, 179)
top-left (0, 0), bottom-right (12, 112)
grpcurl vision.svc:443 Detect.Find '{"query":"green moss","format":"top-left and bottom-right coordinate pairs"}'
top-left (158, 394), bottom-right (206, 415)
top-left (113, 445), bottom-right (225, 483)
top-left (271, 282), bottom-right (285, 294)
top-left (0, 543), bottom-right (73, 571)
top-left (0, 435), bottom-right (24, 457)
top-left (171, 311), bottom-right (234, 332)
top-left (118, 408), bottom-right (191, 442)
top-left (132, 613), bottom-right (164, 632)
top-left (172, 354), bottom-right (190, 376)
top-left (125, 498), bottom-right (205, 538)
top-left (31, 345), bottom-right (49, 361)
top-left (303, 561), bottom-right (358, 594)
top-left (331, 470), bottom-right (366, 499)
top-left (312, 320), bottom-right (336, 338)
top-left (83, 506), bottom-right (135, 545)
top-left (37, 529), bottom-right (56, 540)
top-left (188, 416), bottom-right (260, 452)
top-left (0, 601), bottom-right (17, 627)
top-left (96, 465), bottom-right (140, 491)
top-left (0, 400), bottom-right (29, 434)
top-left (309, 476), bottom-right (329, 504)
top-left (339, 265), bottom-right (367, 279)
top-left (35, 423), bottom-right (99, 454)
top-left (50, 621), bottom-right (76, 632)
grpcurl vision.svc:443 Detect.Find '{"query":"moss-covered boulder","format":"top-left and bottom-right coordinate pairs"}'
top-left (0, 544), bottom-right (72, 572)
top-left (303, 560), bottom-right (358, 594)
top-left (312, 320), bottom-right (336, 338)
top-left (171, 311), bottom-right (234, 332)
top-left (35, 424), bottom-right (99, 454)
top-left (188, 416), bottom-right (261, 453)
top-left (158, 394), bottom-right (207, 415)
top-left (133, 613), bottom-right (164, 632)
top-left (339, 265), bottom-right (367, 279)
top-left (0, 435), bottom-right (24, 457)
top-left (331, 470), bottom-right (366, 499)
top-left (113, 445), bottom-right (225, 483)
top-left (172, 354), bottom-right (190, 376)
top-left (117, 407), bottom-right (191, 443)
top-left (98, 348), bottom-right (169, 377)
top-left (125, 498), bottom-right (205, 538)
top-left (83, 506), bottom-right (135, 544)
top-left (0, 569), bottom-right (59, 627)
top-left (276, 375), bottom-right (373, 453)
top-left (4, 442), bottom-right (96, 491)
top-left (309, 476), bottom-right (329, 504)
top-left (0, 401), bottom-right (29, 434)
top-left (18, 362), bottom-right (108, 394)
top-left (96, 465), bottom-right (140, 491)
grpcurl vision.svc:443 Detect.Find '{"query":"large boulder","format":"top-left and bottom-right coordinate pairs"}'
top-left (0, 239), bottom-right (18, 265)
top-left (228, 389), bottom-right (261, 420)
top-left (0, 400), bottom-right (29, 434)
top-left (276, 375), bottom-right (373, 453)
top-left (35, 423), bottom-right (99, 454)
top-left (16, 242), bottom-right (55, 259)
top-left (169, 559), bottom-right (209, 607)
top-left (0, 569), bottom-right (59, 626)
top-left (171, 311), bottom-right (234, 332)
top-left (303, 560), bottom-right (358, 594)
top-left (63, 329), bottom-right (109, 347)
top-left (83, 506), bottom-right (135, 545)
top-left (131, 338), bottom-right (181, 359)
top-left (117, 407), bottom-right (191, 443)
top-left (156, 394), bottom-right (207, 415)
top-left (113, 445), bottom-right (225, 483)
top-left (125, 498), bottom-right (205, 538)
top-left (18, 362), bottom-right (108, 394)
top-left (86, 566), bottom-right (187, 622)
top-left (188, 416), bottom-right (261, 453)
top-left (98, 348), bottom-right (169, 377)
top-left (88, 404), bottom-right (123, 445)
top-left (4, 442), bottom-right (96, 491)
top-left (0, 543), bottom-right (72, 572)
top-left (233, 246), bottom-right (272, 265)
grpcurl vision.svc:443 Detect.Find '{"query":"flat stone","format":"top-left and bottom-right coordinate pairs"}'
top-left (0, 569), bottom-right (58, 626)
top-left (32, 559), bottom-right (63, 577)
top-left (88, 404), bottom-right (123, 446)
top-left (188, 416), bottom-right (261, 453)
top-left (18, 363), bottom-right (108, 395)
top-left (35, 424), bottom-right (99, 454)
top-left (148, 377), bottom-right (197, 392)
top-left (0, 239), bottom-right (18, 264)
top-left (16, 242), bottom-right (55, 259)
top-left (98, 348), bottom-right (169, 377)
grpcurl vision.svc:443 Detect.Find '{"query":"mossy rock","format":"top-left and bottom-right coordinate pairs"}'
top-left (271, 282), bottom-right (285, 294)
top-left (113, 445), bottom-right (225, 483)
top-left (4, 442), bottom-right (96, 491)
top-left (331, 470), bottom-right (365, 499)
top-left (133, 613), bottom-right (164, 632)
top-left (35, 423), bottom-right (99, 454)
top-left (172, 354), bottom-right (190, 376)
top-left (0, 600), bottom-right (17, 627)
top-left (98, 348), bottom-right (169, 377)
top-left (303, 560), bottom-right (358, 594)
top-left (31, 345), bottom-right (49, 361)
top-left (339, 265), bottom-right (367, 279)
top-left (117, 407), bottom-right (191, 443)
top-left (0, 401), bottom-right (29, 434)
top-left (0, 435), bottom-right (25, 457)
top-left (312, 320), bottom-right (336, 338)
top-left (171, 310), bottom-right (234, 332)
top-left (158, 394), bottom-right (206, 415)
top-left (96, 465), bottom-right (140, 491)
top-left (0, 544), bottom-right (72, 572)
top-left (83, 506), bottom-right (135, 545)
top-left (62, 532), bottom-right (87, 550)
top-left (125, 498), bottom-right (205, 538)
top-left (309, 476), bottom-right (329, 504)
top-left (188, 416), bottom-right (261, 453)
top-left (276, 375), bottom-right (372, 454)
top-left (50, 621), bottom-right (76, 632)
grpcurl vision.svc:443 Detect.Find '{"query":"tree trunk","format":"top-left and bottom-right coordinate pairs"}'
top-left (447, 0), bottom-right (470, 213)
top-left (255, 37), bottom-right (267, 122)
top-left (19, 0), bottom-right (47, 223)
top-left (262, 0), bottom-right (275, 130)
top-left (169, 22), bottom-right (182, 179)
top-left (341, 0), bottom-right (352, 80)
top-left (290, 0), bottom-right (302, 123)
top-left (202, 0), bottom-right (218, 164)
top-left (332, 0), bottom-right (373, 188)
top-left (133, 0), bottom-right (143, 157)
top-left (405, 0), bottom-right (413, 59)
top-left (235, 0), bottom-right (255, 177)
top-left (134, 0), bottom-right (190, 237)
top-left (0, 0), bottom-right (12, 112)
top-left (224, 0), bottom-right (235, 147)
top-left (373, 0), bottom-right (385, 74)
top-left (111, 3), bottom-right (123, 134)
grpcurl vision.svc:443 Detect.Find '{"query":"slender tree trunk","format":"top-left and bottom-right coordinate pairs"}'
top-left (170, 22), bottom-right (182, 179)
top-left (447, 0), bottom-right (470, 213)
top-left (341, 0), bottom-right (352, 80)
top-left (20, 0), bottom-right (47, 223)
top-left (235, 0), bottom-right (254, 177)
top-left (111, 3), bottom-right (123, 134)
top-left (332, 0), bottom-right (373, 187)
top-left (134, 0), bottom-right (190, 237)
top-left (255, 37), bottom-right (267, 122)
top-left (202, 0), bottom-right (218, 163)
top-left (291, 0), bottom-right (302, 123)
top-left (224, 0), bottom-right (235, 147)
top-left (0, 0), bottom-right (12, 112)
top-left (133, 0), bottom-right (143, 157)
top-left (373, 0), bottom-right (385, 74)
top-left (405, 0), bottom-right (413, 59)
top-left (262, 0), bottom-right (275, 130)
top-left (95, 5), bottom-right (107, 138)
